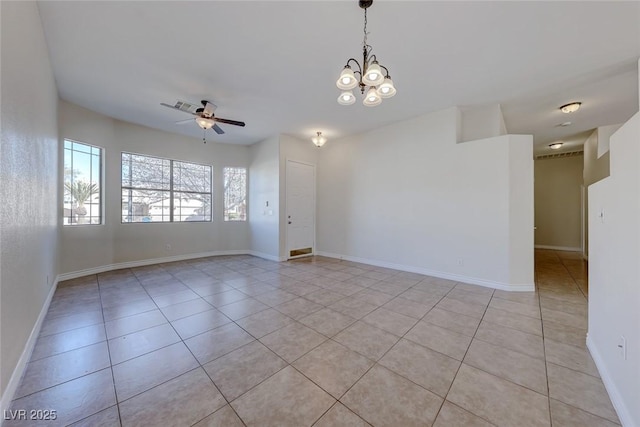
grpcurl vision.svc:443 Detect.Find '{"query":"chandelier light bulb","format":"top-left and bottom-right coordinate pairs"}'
top-left (376, 76), bottom-right (396, 98)
top-left (362, 62), bottom-right (384, 86)
top-left (336, 67), bottom-right (358, 90)
top-left (363, 87), bottom-right (382, 107)
top-left (337, 90), bottom-right (356, 105)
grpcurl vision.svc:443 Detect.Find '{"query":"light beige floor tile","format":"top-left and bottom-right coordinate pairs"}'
top-left (544, 339), bottom-right (599, 377)
top-left (361, 307), bottom-right (417, 336)
top-left (31, 324), bottom-right (106, 361)
top-left (112, 342), bottom-right (199, 401)
top-left (463, 339), bottom-right (548, 395)
top-left (253, 289), bottom-right (298, 306)
top-left (353, 289), bottom-right (394, 306)
top-left (293, 340), bottom-right (373, 398)
top-left (399, 288), bottom-right (445, 304)
top-left (203, 289), bottom-right (249, 307)
top-left (151, 289), bottom-right (200, 308)
top-left (447, 364), bottom-right (550, 427)
top-left (382, 297), bottom-right (432, 319)
top-left (542, 320), bottom-right (586, 349)
top-left (540, 296), bottom-right (588, 316)
top-left (15, 342), bottom-right (110, 398)
top-left (193, 405), bottom-right (244, 427)
top-left (170, 309), bottom-right (232, 340)
top-left (102, 299), bottom-right (157, 322)
top-left (314, 403), bottom-right (371, 427)
top-left (8, 369), bottom-right (115, 427)
top-left (341, 365), bottom-right (443, 427)
top-left (217, 298), bottom-right (269, 320)
top-left (236, 308), bottom-right (294, 338)
top-left (547, 363), bottom-right (619, 423)
top-left (379, 339), bottom-right (460, 397)
top-left (405, 321), bottom-right (472, 360)
top-left (231, 366), bottom-right (335, 427)
top-left (329, 297), bottom-right (378, 319)
top-left (69, 405), bottom-right (120, 427)
top-left (184, 322), bottom-right (255, 364)
top-left (433, 401), bottom-right (494, 427)
top-left (274, 297), bottom-right (323, 319)
top-left (119, 368), bottom-right (225, 427)
top-left (475, 321), bottom-right (545, 359)
top-left (303, 289), bottom-right (347, 306)
top-left (160, 298), bottom-right (214, 321)
top-left (492, 290), bottom-right (539, 306)
top-left (541, 307), bottom-right (587, 329)
top-left (299, 308), bottom-right (356, 337)
top-left (108, 323), bottom-right (180, 364)
top-left (488, 297), bottom-right (541, 319)
top-left (423, 307), bottom-right (480, 337)
top-left (453, 283), bottom-right (494, 296)
top-left (446, 289), bottom-right (492, 306)
top-left (483, 307), bottom-right (542, 336)
top-left (260, 322), bottom-right (326, 363)
top-left (104, 310), bottom-right (167, 339)
top-left (203, 341), bottom-right (287, 401)
top-left (39, 310), bottom-right (104, 337)
top-left (549, 399), bottom-right (620, 427)
top-left (333, 321), bottom-right (399, 360)
top-left (189, 282), bottom-right (234, 298)
top-left (436, 297), bottom-right (487, 319)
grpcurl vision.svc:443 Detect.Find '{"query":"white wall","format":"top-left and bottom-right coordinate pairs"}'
top-left (458, 104), bottom-right (507, 143)
top-left (279, 134), bottom-right (318, 259)
top-left (0, 0), bottom-right (59, 408)
top-left (317, 107), bottom-right (534, 291)
top-left (597, 123), bottom-right (623, 158)
top-left (588, 111), bottom-right (640, 427)
top-left (249, 136), bottom-right (280, 260)
top-left (58, 101), bottom-right (250, 276)
top-left (534, 155), bottom-right (584, 250)
top-left (584, 128), bottom-right (613, 258)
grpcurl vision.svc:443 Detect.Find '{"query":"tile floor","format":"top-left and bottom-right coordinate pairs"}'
top-left (6, 249), bottom-right (619, 426)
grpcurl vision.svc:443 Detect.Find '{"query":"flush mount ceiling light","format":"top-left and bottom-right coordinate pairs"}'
top-left (336, 0), bottom-right (396, 107)
top-left (311, 131), bottom-right (327, 148)
top-left (549, 142), bottom-right (564, 150)
top-left (558, 121), bottom-right (572, 127)
top-left (560, 102), bottom-right (582, 114)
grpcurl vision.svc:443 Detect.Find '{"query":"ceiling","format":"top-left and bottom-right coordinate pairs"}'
top-left (37, 1), bottom-right (639, 154)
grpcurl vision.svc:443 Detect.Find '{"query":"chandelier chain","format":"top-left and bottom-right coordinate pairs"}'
top-left (363, 8), bottom-right (368, 47)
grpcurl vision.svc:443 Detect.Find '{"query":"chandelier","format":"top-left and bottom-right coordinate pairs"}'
top-left (336, 0), bottom-right (396, 107)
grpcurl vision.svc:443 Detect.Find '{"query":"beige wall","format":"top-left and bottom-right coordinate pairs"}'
top-left (1, 1), bottom-right (60, 403)
top-left (534, 155), bottom-right (584, 249)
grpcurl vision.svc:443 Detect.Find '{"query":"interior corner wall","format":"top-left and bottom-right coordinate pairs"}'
top-left (58, 101), bottom-right (251, 276)
top-left (534, 155), bottom-right (584, 249)
top-left (588, 112), bottom-right (640, 427)
top-left (458, 104), bottom-right (507, 143)
top-left (249, 135), bottom-right (280, 260)
top-left (0, 0), bottom-right (59, 404)
top-left (317, 108), bottom-right (534, 291)
top-left (278, 134), bottom-right (318, 260)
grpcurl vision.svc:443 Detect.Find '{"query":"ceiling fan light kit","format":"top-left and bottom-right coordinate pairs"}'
top-left (336, 0), bottom-right (396, 107)
top-left (161, 100), bottom-right (246, 143)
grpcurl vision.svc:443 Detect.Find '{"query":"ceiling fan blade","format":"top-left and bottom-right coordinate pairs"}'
top-left (213, 124), bottom-right (225, 134)
top-left (214, 118), bottom-right (246, 127)
top-left (201, 100), bottom-right (217, 118)
top-left (175, 118), bottom-right (194, 125)
top-left (160, 102), bottom-right (196, 115)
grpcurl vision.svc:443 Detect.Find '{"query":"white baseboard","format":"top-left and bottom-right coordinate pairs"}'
top-left (57, 250), bottom-right (283, 281)
top-left (316, 251), bottom-right (535, 292)
top-left (1, 278), bottom-right (58, 423)
top-left (586, 334), bottom-right (635, 427)
top-left (534, 245), bottom-right (582, 252)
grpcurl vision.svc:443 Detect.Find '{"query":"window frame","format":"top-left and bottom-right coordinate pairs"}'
top-left (63, 139), bottom-right (104, 226)
top-left (223, 166), bottom-right (248, 222)
top-left (121, 151), bottom-right (213, 224)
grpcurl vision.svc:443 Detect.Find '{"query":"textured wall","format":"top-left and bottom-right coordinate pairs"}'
top-left (0, 1), bottom-right (59, 397)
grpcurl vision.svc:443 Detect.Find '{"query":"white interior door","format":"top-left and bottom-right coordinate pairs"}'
top-left (286, 160), bottom-right (315, 259)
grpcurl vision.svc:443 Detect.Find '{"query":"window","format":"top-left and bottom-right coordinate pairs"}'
top-left (121, 152), bottom-right (211, 223)
top-left (63, 140), bottom-right (102, 225)
top-left (223, 167), bottom-right (247, 221)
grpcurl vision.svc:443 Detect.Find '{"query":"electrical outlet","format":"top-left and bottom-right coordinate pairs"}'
top-left (618, 336), bottom-right (627, 360)
top-left (165, 244), bottom-right (172, 251)
top-left (456, 258), bottom-right (464, 267)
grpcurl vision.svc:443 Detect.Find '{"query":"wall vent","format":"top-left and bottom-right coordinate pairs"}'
top-left (535, 150), bottom-right (584, 160)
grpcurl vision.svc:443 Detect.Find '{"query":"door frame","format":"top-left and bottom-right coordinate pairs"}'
top-left (285, 158), bottom-right (316, 260)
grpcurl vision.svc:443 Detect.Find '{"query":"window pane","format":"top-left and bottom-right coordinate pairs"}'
top-left (223, 167), bottom-right (247, 221)
top-left (173, 192), bottom-right (211, 222)
top-left (63, 140), bottom-right (102, 226)
top-left (122, 189), bottom-right (171, 222)
top-left (173, 161), bottom-right (211, 193)
top-left (121, 153), bottom-right (170, 190)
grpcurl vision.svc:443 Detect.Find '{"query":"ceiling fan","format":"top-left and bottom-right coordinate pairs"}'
top-left (160, 100), bottom-right (246, 139)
